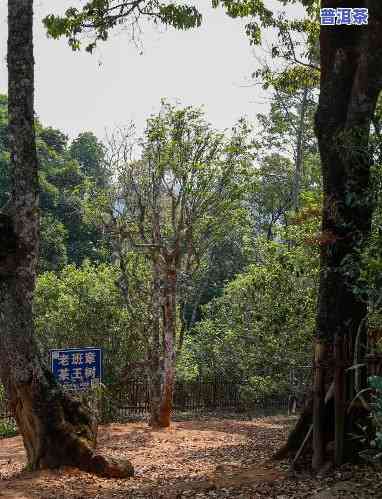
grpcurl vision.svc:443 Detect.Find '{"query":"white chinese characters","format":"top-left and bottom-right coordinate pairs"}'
top-left (51, 348), bottom-right (101, 390)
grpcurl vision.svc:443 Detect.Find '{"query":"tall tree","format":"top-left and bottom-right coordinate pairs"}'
top-left (97, 104), bottom-right (253, 427)
top-left (309, 1), bottom-right (382, 469)
top-left (274, 2), bottom-right (382, 468)
top-left (0, 95), bottom-right (111, 271)
top-left (0, 0), bottom-right (132, 477)
top-left (70, 132), bottom-right (108, 188)
top-left (213, 0), bottom-right (382, 468)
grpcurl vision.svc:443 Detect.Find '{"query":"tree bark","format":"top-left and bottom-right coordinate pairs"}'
top-left (0, 0), bottom-right (133, 477)
top-left (148, 260), bottom-right (177, 428)
top-left (158, 264), bottom-right (177, 427)
top-left (334, 333), bottom-right (345, 466)
top-left (312, 341), bottom-right (326, 470)
top-left (148, 259), bottom-right (163, 427)
top-left (292, 87), bottom-right (308, 212)
top-left (280, 1), bottom-right (382, 468)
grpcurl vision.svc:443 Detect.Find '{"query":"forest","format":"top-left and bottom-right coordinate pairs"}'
top-left (1, 1), bottom-right (382, 498)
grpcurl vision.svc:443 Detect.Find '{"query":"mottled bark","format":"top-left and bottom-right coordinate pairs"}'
top-left (0, 0), bottom-right (133, 477)
top-left (148, 259), bottom-right (163, 427)
top-left (148, 260), bottom-right (177, 428)
top-left (158, 265), bottom-right (177, 427)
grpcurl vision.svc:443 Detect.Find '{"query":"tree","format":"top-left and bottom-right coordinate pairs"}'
top-left (0, 0), bottom-right (132, 477)
top-left (265, 2), bottom-right (382, 469)
top-left (249, 152), bottom-right (295, 240)
top-left (247, 88), bottom-right (320, 241)
top-left (307, 2), bottom-right (382, 469)
top-left (213, 0), bottom-right (382, 468)
top-left (188, 230), bottom-right (318, 388)
top-left (70, 132), bottom-right (108, 188)
top-left (40, 0), bottom-right (382, 467)
top-left (0, 94), bottom-right (111, 271)
top-left (36, 124), bottom-right (110, 267)
top-left (97, 103), bottom-right (253, 427)
top-left (43, 0), bottom-right (202, 52)
top-left (38, 213), bottom-right (68, 272)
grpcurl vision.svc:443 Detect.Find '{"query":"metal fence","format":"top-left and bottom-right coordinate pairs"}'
top-left (104, 379), bottom-right (247, 418)
top-left (0, 378), bottom-right (302, 428)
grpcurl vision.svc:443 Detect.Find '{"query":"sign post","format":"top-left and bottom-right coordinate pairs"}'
top-left (50, 347), bottom-right (102, 390)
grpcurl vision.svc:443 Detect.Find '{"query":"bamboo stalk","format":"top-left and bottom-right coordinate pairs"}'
top-left (312, 341), bottom-right (326, 470)
top-left (334, 333), bottom-right (345, 466)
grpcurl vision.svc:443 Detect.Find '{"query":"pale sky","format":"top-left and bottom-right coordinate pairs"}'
top-left (0, 1), bottom-right (298, 141)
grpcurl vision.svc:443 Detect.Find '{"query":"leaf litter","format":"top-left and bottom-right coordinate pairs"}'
top-left (0, 415), bottom-right (381, 498)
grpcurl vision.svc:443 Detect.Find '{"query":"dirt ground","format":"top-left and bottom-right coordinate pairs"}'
top-left (0, 416), bottom-right (381, 498)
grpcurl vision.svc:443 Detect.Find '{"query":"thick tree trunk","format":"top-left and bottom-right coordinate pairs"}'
top-left (274, 398), bottom-right (313, 460)
top-left (280, 1), bottom-right (382, 468)
top-left (0, 1), bottom-right (133, 477)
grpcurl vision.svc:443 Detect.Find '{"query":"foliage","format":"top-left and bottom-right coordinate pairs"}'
top-left (90, 101), bottom-right (256, 344)
top-left (368, 376), bottom-right (382, 452)
top-left (34, 262), bottom-right (145, 387)
top-left (0, 419), bottom-right (18, 439)
top-left (0, 94), bottom-right (111, 271)
top-left (43, 0), bottom-right (320, 95)
top-left (247, 88), bottom-right (320, 239)
top-left (239, 375), bottom-right (290, 402)
top-left (111, 102), bottom-right (255, 258)
top-left (0, 385), bottom-right (17, 438)
top-left (70, 132), bottom-right (108, 188)
top-left (183, 216), bottom-right (319, 394)
top-left (39, 213), bottom-right (69, 273)
top-left (44, 1), bottom-right (202, 52)
top-left (214, 0), bottom-right (320, 93)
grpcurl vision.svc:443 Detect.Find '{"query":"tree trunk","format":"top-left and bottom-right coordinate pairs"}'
top-left (148, 261), bottom-right (177, 428)
top-left (280, 1), bottom-right (382, 468)
top-left (312, 341), bottom-right (326, 470)
top-left (292, 87), bottom-right (308, 212)
top-left (158, 264), bottom-right (177, 427)
top-left (0, 1), bottom-right (133, 477)
top-left (334, 333), bottom-right (345, 466)
top-left (148, 259), bottom-right (163, 427)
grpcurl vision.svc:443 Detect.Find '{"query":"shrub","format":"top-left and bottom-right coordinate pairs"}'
top-left (0, 419), bottom-right (18, 438)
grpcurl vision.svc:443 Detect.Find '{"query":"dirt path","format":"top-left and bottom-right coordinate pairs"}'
top-left (0, 416), bottom-right (380, 498)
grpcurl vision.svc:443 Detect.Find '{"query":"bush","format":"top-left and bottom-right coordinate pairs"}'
top-left (186, 238), bottom-right (317, 387)
top-left (0, 419), bottom-right (18, 439)
top-left (34, 262), bottom-right (146, 387)
top-left (239, 375), bottom-right (290, 404)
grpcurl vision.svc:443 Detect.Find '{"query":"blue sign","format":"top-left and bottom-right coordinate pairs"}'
top-left (320, 8), bottom-right (368, 25)
top-left (50, 347), bottom-right (102, 390)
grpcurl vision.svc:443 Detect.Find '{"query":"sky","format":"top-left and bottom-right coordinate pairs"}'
top-left (0, 1), bottom-right (294, 141)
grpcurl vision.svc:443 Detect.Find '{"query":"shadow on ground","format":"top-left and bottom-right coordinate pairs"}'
top-left (0, 416), bottom-right (297, 498)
